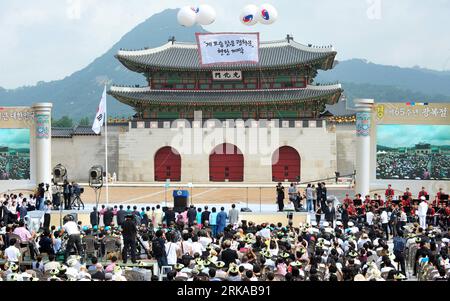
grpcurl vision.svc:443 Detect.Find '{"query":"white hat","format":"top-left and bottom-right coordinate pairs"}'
top-left (348, 221), bottom-right (354, 227)
top-left (420, 196), bottom-right (426, 201)
top-left (66, 258), bottom-right (79, 267)
top-left (442, 238), bottom-right (449, 243)
top-left (323, 221), bottom-right (330, 227)
top-left (336, 221), bottom-right (343, 226)
top-left (311, 221), bottom-right (317, 227)
top-left (65, 267), bottom-right (79, 279)
top-left (7, 273), bottom-right (19, 281)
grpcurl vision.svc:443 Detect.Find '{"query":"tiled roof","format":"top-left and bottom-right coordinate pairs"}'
top-left (116, 38), bottom-right (337, 72)
top-left (52, 126), bottom-right (98, 138)
top-left (108, 84), bottom-right (343, 106)
top-left (52, 128), bottom-right (74, 138)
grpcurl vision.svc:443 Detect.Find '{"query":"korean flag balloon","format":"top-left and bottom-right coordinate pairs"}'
top-left (177, 6), bottom-right (198, 27)
top-left (196, 4), bottom-right (216, 25)
top-left (258, 4), bottom-right (278, 25)
top-left (240, 4), bottom-right (259, 26)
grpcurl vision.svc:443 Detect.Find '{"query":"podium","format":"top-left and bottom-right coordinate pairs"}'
top-left (173, 190), bottom-right (189, 213)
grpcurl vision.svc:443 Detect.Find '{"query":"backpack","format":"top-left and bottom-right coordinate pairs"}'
top-left (152, 238), bottom-right (164, 258)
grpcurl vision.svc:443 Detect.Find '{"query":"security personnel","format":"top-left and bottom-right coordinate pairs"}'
top-left (121, 213), bottom-right (138, 264)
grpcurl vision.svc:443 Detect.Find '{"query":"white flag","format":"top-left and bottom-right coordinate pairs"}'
top-left (92, 86), bottom-right (107, 134)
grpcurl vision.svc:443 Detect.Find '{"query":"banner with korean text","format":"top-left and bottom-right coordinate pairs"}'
top-left (196, 32), bottom-right (260, 66)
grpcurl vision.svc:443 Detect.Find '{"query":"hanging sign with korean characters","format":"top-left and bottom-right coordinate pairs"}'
top-left (196, 32), bottom-right (260, 65)
top-left (212, 71), bottom-right (242, 81)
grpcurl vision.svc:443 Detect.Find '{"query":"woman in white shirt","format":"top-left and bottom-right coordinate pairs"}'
top-left (191, 235), bottom-right (203, 256)
top-left (165, 232), bottom-right (181, 266)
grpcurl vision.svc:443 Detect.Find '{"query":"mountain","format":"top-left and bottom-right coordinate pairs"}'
top-left (0, 9), bottom-right (205, 120)
top-left (317, 59), bottom-right (450, 97)
top-left (0, 9), bottom-right (449, 120)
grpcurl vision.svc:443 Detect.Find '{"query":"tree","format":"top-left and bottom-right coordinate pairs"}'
top-left (52, 116), bottom-right (73, 128)
top-left (79, 117), bottom-right (91, 126)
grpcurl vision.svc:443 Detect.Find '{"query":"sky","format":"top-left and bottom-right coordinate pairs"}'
top-left (377, 125), bottom-right (450, 148)
top-left (0, 129), bottom-right (30, 150)
top-left (1, 0), bottom-right (450, 89)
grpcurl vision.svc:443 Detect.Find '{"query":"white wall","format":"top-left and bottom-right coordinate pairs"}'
top-left (118, 124), bottom-right (337, 183)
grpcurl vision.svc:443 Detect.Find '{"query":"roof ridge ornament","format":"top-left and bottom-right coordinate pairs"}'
top-left (168, 36), bottom-right (176, 45)
top-left (286, 34), bottom-right (294, 43)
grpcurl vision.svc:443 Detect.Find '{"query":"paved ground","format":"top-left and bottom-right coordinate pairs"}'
top-left (78, 185), bottom-right (354, 207)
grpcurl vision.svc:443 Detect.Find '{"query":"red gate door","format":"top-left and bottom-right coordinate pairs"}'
top-left (209, 144), bottom-right (244, 182)
top-left (154, 147), bottom-right (181, 181)
top-left (272, 146), bottom-right (301, 182)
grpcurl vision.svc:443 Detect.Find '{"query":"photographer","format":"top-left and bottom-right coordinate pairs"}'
top-left (51, 180), bottom-right (60, 210)
top-left (61, 215), bottom-right (84, 262)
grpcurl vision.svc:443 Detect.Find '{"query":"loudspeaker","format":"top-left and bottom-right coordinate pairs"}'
top-left (53, 164), bottom-right (67, 185)
top-left (89, 165), bottom-right (104, 188)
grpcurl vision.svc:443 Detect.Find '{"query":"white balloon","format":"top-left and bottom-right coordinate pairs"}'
top-left (258, 3), bottom-right (278, 25)
top-left (177, 6), bottom-right (198, 27)
top-left (240, 4), bottom-right (259, 26)
top-left (196, 4), bottom-right (216, 25)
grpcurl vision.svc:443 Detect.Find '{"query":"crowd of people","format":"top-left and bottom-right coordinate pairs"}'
top-left (377, 153), bottom-right (431, 180)
top-left (377, 152), bottom-right (450, 180)
top-left (0, 154), bottom-right (30, 180)
top-left (0, 183), bottom-right (449, 282)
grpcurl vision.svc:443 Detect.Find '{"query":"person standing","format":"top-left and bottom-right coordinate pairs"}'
top-left (154, 205), bottom-right (163, 227)
top-left (216, 207), bottom-right (228, 235)
top-left (306, 184), bottom-right (314, 213)
top-left (315, 206), bottom-right (322, 226)
top-left (152, 230), bottom-right (168, 270)
top-left (51, 181), bottom-right (60, 209)
top-left (42, 201), bottom-right (52, 230)
top-left (201, 206), bottom-right (211, 226)
top-left (62, 180), bottom-right (72, 210)
top-left (228, 204), bottom-right (239, 225)
top-left (418, 196), bottom-right (428, 229)
top-left (288, 183), bottom-right (298, 210)
top-left (209, 207), bottom-right (218, 237)
top-left (121, 214), bottom-right (138, 264)
top-left (380, 208), bottom-right (389, 240)
top-left (116, 205), bottom-right (127, 227)
top-left (163, 207), bottom-right (176, 226)
top-left (324, 201), bottom-right (336, 225)
top-left (341, 203), bottom-right (350, 229)
top-left (103, 207), bottom-right (114, 227)
top-left (37, 183), bottom-right (46, 211)
top-left (18, 200), bottom-right (28, 221)
top-left (61, 216), bottom-right (83, 262)
top-left (90, 207), bottom-right (99, 227)
top-left (393, 230), bottom-right (407, 276)
top-left (276, 183), bottom-right (285, 212)
top-left (320, 182), bottom-right (328, 209)
top-left (187, 205), bottom-right (197, 227)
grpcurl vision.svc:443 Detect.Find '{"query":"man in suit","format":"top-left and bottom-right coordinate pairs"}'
top-left (116, 205), bottom-right (127, 227)
top-left (187, 205), bottom-right (197, 227)
top-left (163, 207), bottom-right (176, 226)
top-left (90, 207), bottom-right (99, 227)
top-left (324, 200), bottom-right (336, 225)
top-left (121, 214), bottom-right (137, 264)
top-left (201, 206), bottom-right (211, 226)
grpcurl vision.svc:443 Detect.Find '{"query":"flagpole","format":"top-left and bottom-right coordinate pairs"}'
top-left (104, 85), bottom-right (109, 206)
